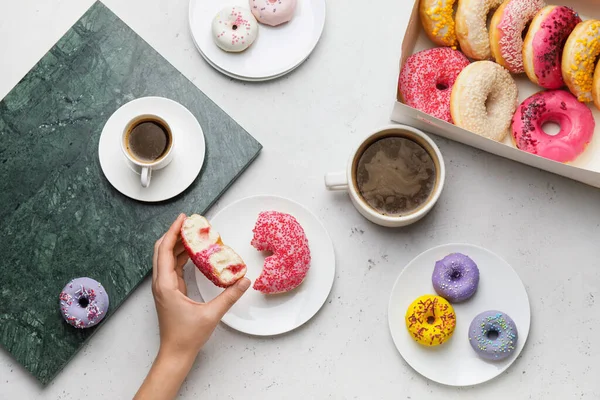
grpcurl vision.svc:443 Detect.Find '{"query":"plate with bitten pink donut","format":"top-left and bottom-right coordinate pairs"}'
top-left (388, 243), bottom-right (531, 386)
top-left (191, 195), bottom-right (335, 335)
top-left (189, 0), bottom-right (326, 81)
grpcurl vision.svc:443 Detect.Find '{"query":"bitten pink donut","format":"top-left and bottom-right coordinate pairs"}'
top-left (489, 0), bottom-right (546, 73)
top-left (398, 47), bottom-right (470, 123)
top-left (512, 90), bottom-right (595, 162)
top-left (250, 0), bottom-right (297, 27)
top-left (523, 6), bottom-right (581, 89)
top-left (251, 211), bottom-right (311, 294)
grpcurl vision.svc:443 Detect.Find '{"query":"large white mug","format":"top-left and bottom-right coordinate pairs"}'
top-left (121, 114), bottom-right (174, 188)
top-left (324, 125), bottom-right (445, 227)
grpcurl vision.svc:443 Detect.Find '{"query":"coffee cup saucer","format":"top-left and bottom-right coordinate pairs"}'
top-left (98, 97), bottom-right (205, 202)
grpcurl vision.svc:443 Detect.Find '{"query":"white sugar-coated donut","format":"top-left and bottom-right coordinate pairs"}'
top-left (450, 61), bottom-right (518, 142)
top-left (211, 6), bottom-right (258, 53)
top-left (455, 0), bottom-right (505, 60)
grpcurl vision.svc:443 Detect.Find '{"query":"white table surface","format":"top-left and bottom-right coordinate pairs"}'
top-left (1, 1), bottom-right (599, 398)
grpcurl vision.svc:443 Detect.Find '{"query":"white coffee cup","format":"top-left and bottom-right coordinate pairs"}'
top-left (121, 114), bottom-right (174, 188)
top-left (324, 125), bottom-right (445, 227)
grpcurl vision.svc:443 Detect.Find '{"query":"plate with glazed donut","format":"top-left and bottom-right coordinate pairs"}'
top-left (193, 195), bottom-right (335, 335)
top-left (189, 0), bottom-right (326, 81)
top-left (388, 243), bottom-right (530, 386)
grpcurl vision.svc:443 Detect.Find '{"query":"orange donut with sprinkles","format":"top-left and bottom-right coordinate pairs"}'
top-left (563, 20), bottom-right (600, 107)
top-left (419, 0), bottom-right (458, 48)
top-left (405, 295), bottom-right (456, 346)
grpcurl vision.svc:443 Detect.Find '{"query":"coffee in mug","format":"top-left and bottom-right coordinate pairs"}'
top-left (354, 137), bottom-right (436, 217)
top-left (124, 117), bottom-right (172, 163)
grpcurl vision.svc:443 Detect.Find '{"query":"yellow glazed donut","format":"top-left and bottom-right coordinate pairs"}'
top-left (455, 0), bottom-right (505, 60)
top-left (405, 295), bottom-right (456, 346)
top-left (419, 0), bottom-right (458, 48)
top-left (450, 61), bottom-right (518, 142)
top-left (594, 61), bottom-right (600, 111)
top-left (563, 20), bottom-right (600, 104)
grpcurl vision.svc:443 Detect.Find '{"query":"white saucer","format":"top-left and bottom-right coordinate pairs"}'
top-left (194, 195), bottom-right (336, 335)
top-left (98, 97), bottom-right (205, 202)
top-left (388, 243), bottom-right (531, 387)
top-left (189, 0), bottom-right (326, 81)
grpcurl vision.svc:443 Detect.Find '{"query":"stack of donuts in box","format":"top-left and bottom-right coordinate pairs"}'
top-left (398, 0), bottom-right (600, 163)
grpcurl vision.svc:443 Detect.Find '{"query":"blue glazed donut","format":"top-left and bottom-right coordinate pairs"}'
top-left (59, 277), bottom-right (109, 328)
top-left (432, 253), bottom-right (480, 303)
top-left (468, 310), bottom-right (518, 361)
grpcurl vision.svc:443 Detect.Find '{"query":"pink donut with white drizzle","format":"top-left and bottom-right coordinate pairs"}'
top-left (490, 0), bottom-right (545, 73)
top-left (250, 0), bottom-right (297, 27)
top-left (512, 90), bottom-right (595, 163)
top-left (251, 211), bottom-right (311, 294)
top-left (523, 6), bottom-right (581, 89)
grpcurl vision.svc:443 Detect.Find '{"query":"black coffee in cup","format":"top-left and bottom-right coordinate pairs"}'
top-left (355, 137), bottom-right (437, 217)
top-left (124, 117), bottom-right (171, 163)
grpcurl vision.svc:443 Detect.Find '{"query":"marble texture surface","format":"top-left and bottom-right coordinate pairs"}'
top-left (0, 0), bottom-right (599, 399)
top-left (0, 1), bottom-right (261, 385)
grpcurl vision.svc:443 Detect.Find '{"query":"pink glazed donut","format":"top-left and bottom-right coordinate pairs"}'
top-left (250, 0), bottom-right (297, 27)
top-left (398, 47), bottom-right (470, 123)
top-left (512, 90), bottom-right (595, 162)
top-left (523, 6), bottom-right (581, 89)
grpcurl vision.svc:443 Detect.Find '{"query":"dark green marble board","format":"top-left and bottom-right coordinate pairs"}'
top-left (0, 1), bottom-right (261, 385)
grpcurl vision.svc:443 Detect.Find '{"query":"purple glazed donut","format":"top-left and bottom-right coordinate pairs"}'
top-left (432, 253), bottom-right (480, 303)
top-left (59, 277), bottom-right (109, 328)
top-left (468, 310), bottom-right (518, 361)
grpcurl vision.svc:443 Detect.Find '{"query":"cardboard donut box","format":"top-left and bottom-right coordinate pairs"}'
top-left (391, 0), bottom-right (600, 188)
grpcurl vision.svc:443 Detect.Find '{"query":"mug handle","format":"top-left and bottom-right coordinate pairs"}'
top-left (324, 171), bottom-right (348, 191)
top-left (141, 167), bottom-right (152, 188)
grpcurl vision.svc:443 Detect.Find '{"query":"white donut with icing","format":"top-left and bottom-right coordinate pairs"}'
top-left (211, 6), bottom-right (258, 52)
top-left (250, 0), bottom-right (297, 27)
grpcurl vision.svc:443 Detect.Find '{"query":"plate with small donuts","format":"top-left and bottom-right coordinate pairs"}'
top-left (191, 195), bottom-right (336, 336)
top-left (388, 243), bottom-right (530, 386)
top-left (189, 0), bottom-right (326, 81)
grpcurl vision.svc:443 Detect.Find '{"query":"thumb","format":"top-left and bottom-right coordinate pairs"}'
top-left (208, 278), bottom-right (251, 321)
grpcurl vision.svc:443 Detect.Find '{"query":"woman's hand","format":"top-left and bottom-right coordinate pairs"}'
top-left (135, 214), bottom-right (250, 400)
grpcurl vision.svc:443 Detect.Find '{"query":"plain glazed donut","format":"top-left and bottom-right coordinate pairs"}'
top-left (405, 295), bottom-right (456, 346)
top-left (251, 211), bottom-right (311, 294)
top-left (511, 90), bottom-right (595, 162)
top-left (455, 0), bottom-right (504, 60)
top-left (450, 61), bottom-right (518, 142)
top-left (489, 0), bottom-right (546, 73)
top-left (59, 277), bottom-right (109, 329)
top-left (469, 310), bottom-right (518, 361)
top-left (211, 6), bottom-right (258, 53)
top-left (562, 20), bottom-right (600, 104)
top-left (398, 47), bottom-right (470, 123)
top-left (432, 253), bottom-right (480, 303)
top-left (250, 0), bottom-right (297, 27)
top-left (523, 6), bottom-right (581, 89)
top-left (181, 214), bottom-right (247, 288)
top-left (419, 0), bottom-right (458, 48)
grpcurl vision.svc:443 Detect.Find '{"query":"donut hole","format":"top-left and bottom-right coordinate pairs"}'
top-left (486, 329), bottom-right (499, 340)
top-left (426, 316), bottom-right (435, 325)
top-left (78, 297), bottom-right (89, 308)
top-left (541, 121), bottom-right (561, 136)
top-left (450, 269), bottom-right (462, 280)
top-left (232, 24), bottom-right (238, 31)
top-left (436, 82), bottom-right (449, 91)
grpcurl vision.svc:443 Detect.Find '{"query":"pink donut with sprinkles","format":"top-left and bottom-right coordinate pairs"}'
top-left (489, 0), bottom-right (546, 74)
top-left (398, 47), bottom-right (470, 123)
top-left (523, 6), bottom-right (581, 89)
top-left (251, 211), bottom-right (311, 294)
top-left (512, 90), bottom-right (595, 162)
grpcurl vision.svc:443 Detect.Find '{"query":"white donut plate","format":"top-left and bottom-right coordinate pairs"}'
top-left (189, 0), bottom-right (326, 81)
top-left (194, 195), bottom-right (336, 336)
top-left (388, 243), bottom-right (531, 387)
